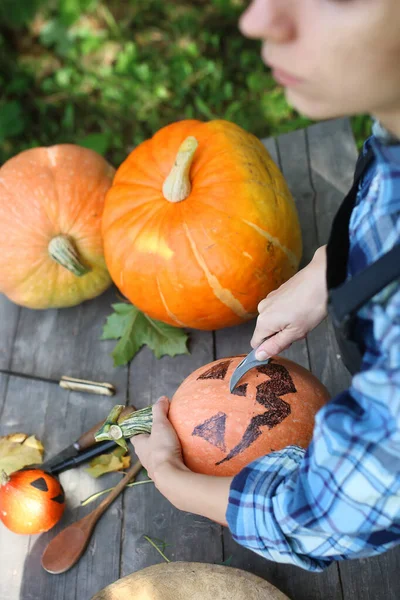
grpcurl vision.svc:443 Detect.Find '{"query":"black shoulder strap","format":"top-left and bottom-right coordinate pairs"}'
top-left (327, 146), bottom-right (400, 324)
top-left (326, 149), bottom-right (374, 290)
top-left (329, 244), bottom-right (400, 326)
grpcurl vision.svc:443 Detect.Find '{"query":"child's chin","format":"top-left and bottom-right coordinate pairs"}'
top-left (285, 88), bottom-right (348, 121)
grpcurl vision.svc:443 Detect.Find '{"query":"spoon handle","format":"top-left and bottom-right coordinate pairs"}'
top-left (94, 460), bottom-right (142, 519)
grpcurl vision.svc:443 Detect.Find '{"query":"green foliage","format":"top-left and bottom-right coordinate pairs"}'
top-left (101, 303), bottom-right (189, 366)
top-left (351, 115), bottom-right (373, 150)
top-left (0, 0), bottom-right (299, 166)
top-left (0, 0), bottom-right (369, 166)
top-left (0, 101), bottom-right (25, 142)
top-left (0, 0), bottom-right (44, 28)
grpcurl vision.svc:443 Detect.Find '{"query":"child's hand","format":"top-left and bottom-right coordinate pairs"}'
top-left (131, 396), bottom-right (188, 484)
top-left (131, 396), bottom-right (232, 525)
top-left (251, 246), bottom-right (328, 360)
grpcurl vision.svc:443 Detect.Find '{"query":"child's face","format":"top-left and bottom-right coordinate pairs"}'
top-left (240, 0), bottom-right (400, 120)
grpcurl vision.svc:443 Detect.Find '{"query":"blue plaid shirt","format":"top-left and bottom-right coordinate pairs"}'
top-left (226, 126), bottom-right (400, 572)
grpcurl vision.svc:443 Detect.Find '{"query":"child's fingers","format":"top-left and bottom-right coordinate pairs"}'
top-left (251, 318), bottom-right (281, 349)
top-left (130, 433), bottom-right (149, 452)
top-left (254, 328), bottom-right (295, 360)
top-left (152, 396), bottom-right (171, 426)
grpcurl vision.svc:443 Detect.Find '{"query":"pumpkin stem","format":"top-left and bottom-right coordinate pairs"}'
top-left (0, 470), bottom-right (10, 486)
top-left (48, 234), bottom-right (90, 277)
top-left (162, 136), bottom-right (198, 203)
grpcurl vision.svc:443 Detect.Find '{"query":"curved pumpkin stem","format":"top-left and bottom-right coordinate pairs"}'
top-left (0, 470), bottom-right (10, 486)
top-left (162, 136), bottom-right (198, 203)
top-left (48, 234), bottom-right (90, 277)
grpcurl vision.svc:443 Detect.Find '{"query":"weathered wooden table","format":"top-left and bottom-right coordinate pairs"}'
top-left (1, 118), bottom-right (399, 600)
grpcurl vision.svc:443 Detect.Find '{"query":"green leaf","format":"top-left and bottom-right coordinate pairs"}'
top-left (77, 132), bottom-right (110, 156)
top-left (85, 447), bottom-right (130, 478)
top-left (0, 102), bottom-right (24, 143)
top-left (101, 303), bottom-right (189, 366)
top-left (140, 314), bottom-right (189, 359)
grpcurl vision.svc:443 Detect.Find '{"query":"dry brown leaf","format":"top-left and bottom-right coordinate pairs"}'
top-left (0, 433), bottom-right (44, 475)
top-left (85, 447), bottom-right (131, 478)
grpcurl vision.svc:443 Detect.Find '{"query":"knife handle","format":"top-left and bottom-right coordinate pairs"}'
top-left (76, 405), bottom-right (136, 451)
top-left (50, 440), bottom-right (118, 475)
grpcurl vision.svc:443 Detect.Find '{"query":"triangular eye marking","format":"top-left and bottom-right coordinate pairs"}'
top-left (197, 360), bottom-right (231, 381)
top-left (51, 490), bottom-right (65, 504)
top-left (192, 412), bottom-right (227, 451)
top-left (30, 477), bottom-right (48, 492)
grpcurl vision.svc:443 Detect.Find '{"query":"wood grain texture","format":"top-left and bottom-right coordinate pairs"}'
top-left (0, 295), bottom-right (20, 370)
top-left (339, 548), bottom-right (400, 600)
top-left (121, 329), bottom-right (223, 577)
top-left (9, 286), bottom-right (127, 398)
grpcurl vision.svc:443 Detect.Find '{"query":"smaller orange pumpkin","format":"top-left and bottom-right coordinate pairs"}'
top-left (0, 469), bottom-right (65, 534)
top-left (169, 355), bottom-right (330, 476)
top-left (0, 145), bottom-right (114, 309)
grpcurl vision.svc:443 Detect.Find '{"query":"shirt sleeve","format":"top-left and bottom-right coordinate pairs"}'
top-left (226, 287), bottom-right (400, 572)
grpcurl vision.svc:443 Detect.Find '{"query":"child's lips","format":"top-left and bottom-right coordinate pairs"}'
top-left (271, 67), bottom-right (303, 87)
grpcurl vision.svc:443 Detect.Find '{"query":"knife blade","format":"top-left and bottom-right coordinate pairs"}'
top-left (229, 348), bottom-right (271, 393)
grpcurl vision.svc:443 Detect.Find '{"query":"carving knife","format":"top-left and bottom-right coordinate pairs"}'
top-left (41, 405), bottom-right (135, 473)
top-left (229, 348), bottom-right (271, 393)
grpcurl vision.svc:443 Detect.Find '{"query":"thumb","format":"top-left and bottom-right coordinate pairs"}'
top-left (255, 329), bottom-right (294, 360)
top-left (152, 396), bottom-right (171, 425)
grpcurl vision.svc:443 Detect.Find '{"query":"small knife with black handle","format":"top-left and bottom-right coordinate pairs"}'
top-left (41, 405), bottom-right (135, 474)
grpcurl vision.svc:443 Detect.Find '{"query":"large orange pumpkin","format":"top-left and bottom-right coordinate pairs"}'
top-left (102, 120), bottom-right (302, 330)
top-left (169, 355), bottom-right (329, 476)
top-left (0, 145), bottom-right (114, 309)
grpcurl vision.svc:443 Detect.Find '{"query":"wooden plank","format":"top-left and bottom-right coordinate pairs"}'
top-left (0, 295), bottom-right (20, 370)
top-left (308, 119), bottom-right (400, 597)
top-left (340, 549), bottom-right (400, 600)
top-left (215, 130), bottom-right (342, 600)
top-left (9, 286), bottom-right (127, 398)
top-left (121, 330), bottom-right (223, 576)
top-left (0, 373), bottom-right (127, 600)
top-left (307, 118), bottom-right (358, 246)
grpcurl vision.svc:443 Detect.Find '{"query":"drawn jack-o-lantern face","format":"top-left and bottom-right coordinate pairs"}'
top-left (169, 356), bottom-right (330, 476)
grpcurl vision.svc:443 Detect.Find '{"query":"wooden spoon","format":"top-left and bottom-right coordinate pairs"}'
top-left (41, 460), bottom-right (142, 574)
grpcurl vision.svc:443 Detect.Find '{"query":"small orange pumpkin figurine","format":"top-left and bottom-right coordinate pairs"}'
top-left (169, 356), bottom-right (329, 476)
top-left (0, 145), bottom-right (114, 309)
top-left (0, 469), bottom-right (65, 534)
top-left (102, 120), bottom-right (302, 330)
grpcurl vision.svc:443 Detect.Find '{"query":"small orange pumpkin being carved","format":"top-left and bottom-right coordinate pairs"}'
top-left (0, 145), bottom-right (114, 309)
top-left (169, 356), bottom-right (330, 476)
top-left (102, 120), bottom-right (302, 330)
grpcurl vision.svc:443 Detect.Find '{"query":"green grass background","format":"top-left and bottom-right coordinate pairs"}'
top-left (0, 0), bottom-right (372, 166)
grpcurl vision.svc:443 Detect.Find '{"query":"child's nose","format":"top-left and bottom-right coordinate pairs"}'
top-left (239, 0), bottom-right (295, 44)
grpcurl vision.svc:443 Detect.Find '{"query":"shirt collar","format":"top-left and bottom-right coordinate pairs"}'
top-left (372, 120), bottom-right (400, 145)
top-left (367, 121), bottom-right (400, 169)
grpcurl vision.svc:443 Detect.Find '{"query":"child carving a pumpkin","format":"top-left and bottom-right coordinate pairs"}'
top-left (132, 0), bottom-right (400, 571)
